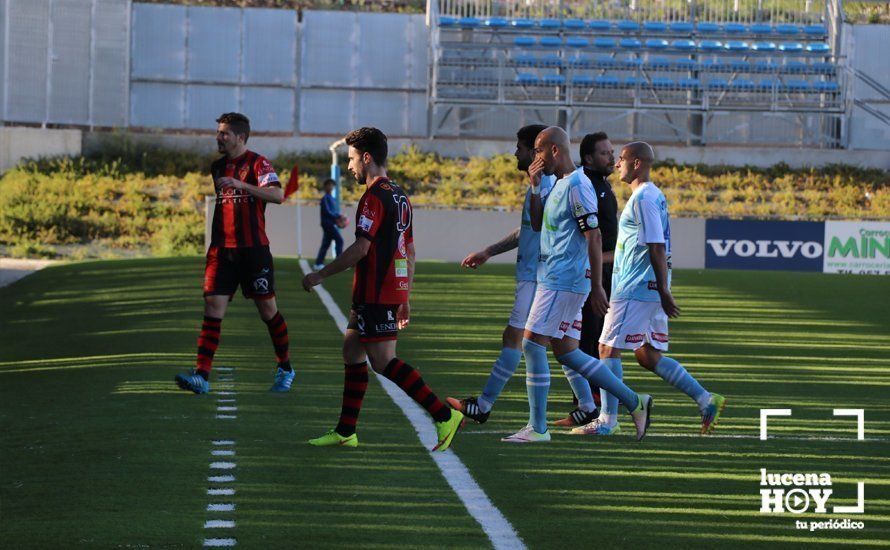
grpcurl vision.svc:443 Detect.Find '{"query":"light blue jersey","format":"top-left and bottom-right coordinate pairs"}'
top-left (538, 167), bottom-right (598, 294)
top-left (612, 182), bottom-right (672, 302)
top-left (516, 175), bottom-right (554, 282)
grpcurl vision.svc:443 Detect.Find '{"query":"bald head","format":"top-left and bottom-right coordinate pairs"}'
top-left (533, 126), bottom-right (575, 178)
top-left (617, 141), bottom-right (655, 185)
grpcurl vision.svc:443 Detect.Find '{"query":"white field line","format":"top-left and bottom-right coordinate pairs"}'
top-left (206, 369), bottom-right (237, 546)
top-left (202, 538), bottom-right (237, 547)
top-left (459, 429), bottom-right (889, 442)
top-left (299, 259), bottom-right (524, 550)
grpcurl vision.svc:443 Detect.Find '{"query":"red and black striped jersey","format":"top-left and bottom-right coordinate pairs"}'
top-left (209, 151), bottom-right (280, 248)
top-left (352, 177), bottom-right (414, 305)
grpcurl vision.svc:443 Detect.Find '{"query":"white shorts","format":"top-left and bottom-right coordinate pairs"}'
top-left (525, 287), bottom-right (585, 340)
top-left (507, 280), bottom-right (537, 330)
top-left (599, 299), bottom-right (669, 351)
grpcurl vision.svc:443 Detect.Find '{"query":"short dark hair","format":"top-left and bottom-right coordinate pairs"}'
top-left (345, 127), bottom-right (388, 166)
top-left (516, 124), bottom-right (548, 149)
top-left (579, 132), bottom-right (609, 161)
top-left (322, 178), bottom-right (336, 187)
top-left (216, 112), bottom-right (251, 143)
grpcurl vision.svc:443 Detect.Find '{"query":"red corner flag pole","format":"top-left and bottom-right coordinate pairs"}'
top-left (283, 164), bottom-right (301, 258)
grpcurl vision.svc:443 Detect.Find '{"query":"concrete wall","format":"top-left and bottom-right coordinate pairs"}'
top-left (0, 127), bottom-right (82, 172)
top-left (205, 198), bottom-right (706, 268)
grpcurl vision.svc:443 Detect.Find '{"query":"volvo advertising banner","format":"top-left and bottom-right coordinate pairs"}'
top-left (705, 220), bottom-right (825, 272)
top-left (823, 221), bottom-right (890, 275)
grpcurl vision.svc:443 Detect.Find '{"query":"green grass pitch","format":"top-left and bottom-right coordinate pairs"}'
top-left (1, 258), bottom-right (888, 548)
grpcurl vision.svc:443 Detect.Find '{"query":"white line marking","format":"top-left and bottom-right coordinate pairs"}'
top-left (217, 391), bottom-right (237, 396)
top-left (203, 538), bottom-right (237, 547)
top-left (760, 408), bottom-right (792, 440)
top-left (212, 440), bottom-right (236, 446)
top-left (216, 367), bottom-right (234, 372)
top-left (204, 520), bottom-right (235, 529)
top-left (208, 475), bottom-right (236, 483)
top-left (208, 488), bottom-right (236, 496)
top-left (299, 259), bottom-right (524, 550)
top-left (459, 430), bottom-right (889, 442)
top-left (217, 399), bottom-right (237, 403)
top-left (833, 408), bottom-right (866, 440)
top-left (207, 503), bottom-right (236, 512)
top-left (211, 450), bottom-right (235, 457)
top-left (216, 415), bottom-right (237, 420)
top-left (210, 462), bottom-right (236, 470)
top-left (218, 377), bottom-right (234, 382)
top-left (217, 406), bottom-right (238, 412)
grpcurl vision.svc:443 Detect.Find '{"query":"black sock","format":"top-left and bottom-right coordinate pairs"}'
top-left (278, 360), bottom-right (293, 372)
top-left (196, 370), bottom-right (209, 381)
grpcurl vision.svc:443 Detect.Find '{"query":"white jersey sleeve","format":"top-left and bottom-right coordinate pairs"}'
top-left (635, 197), bottom-right (665, 245)
top-left (568, 179), bottom-right (599, 232)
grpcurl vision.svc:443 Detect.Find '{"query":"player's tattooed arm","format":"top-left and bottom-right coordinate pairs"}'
top-left (648, 243), bottom-right (680, 318)
top-left (460, 228), bottom-right (520, 269)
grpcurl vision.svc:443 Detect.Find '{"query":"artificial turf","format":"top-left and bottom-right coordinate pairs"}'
top-left (1, 258), bottom-right (888, 548)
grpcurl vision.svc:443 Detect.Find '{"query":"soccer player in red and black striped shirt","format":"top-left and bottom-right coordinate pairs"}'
top-left (302, 127), bottom-right (463, 451)
top-left (175, 113), bottom-right (295, 394)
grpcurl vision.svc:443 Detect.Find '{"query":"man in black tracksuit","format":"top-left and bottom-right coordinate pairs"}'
top-left (555, 132), bottom-right (619, 427)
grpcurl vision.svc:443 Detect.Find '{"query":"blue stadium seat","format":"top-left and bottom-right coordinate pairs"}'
top-left (804, 24), bottom-right (828, 35)
top-left (514, 36), bottom-right (536, 48)
top-left (784, 79), bottom-right (810, 92)
top-left (754, 60), bottom-right (779, 72)
top-left (644, 21), bottom-right (668, 32)
top-left (594, 37), bottom-right (617, 49)
top-left (483, 18), bottom-right (508, 29)
top-left (807, 43), bottom-right (830, 54)
top-left (617, 20), bottom-right (640, 32)
top-left (572, 75), bottom-right (595, 86)
top-left (566, 37), bottom-right (589, 48)
top-left (620, 38), bottom-right (643, 49)
top-left (812, 61), bottom-right (835, 74)
top-left (458, 17), bottom-right (481, 28)
top-left (516, 73), bottom-right (540, 85)
top-left (513, 54), bottom-right (536, 66)
top-left (812, 81), bottom-right (839, 92)
top-left (669, 21), bottom-right (695, 33)
top-left (725, 40), bottom-right (750, 52)
top-left (539, 36), bottom-right (562, 48)
top-left (595, 55), bottom-right (618, 68)
top-left (784, 61), bottom-right (808, 73)
top-left (620, 57), bottom-right (643, 69)
top-left (542, 74), bottom-right (566, 85)
top-left (758, 78), bottom-right (780, 91)
top-left (729, 60), bottom-right (751, 72)
top-left (701, 59), bottom-right (728, 71)
top-left (624, 76), bottom-right (644, 87)
top-left (647, 57), bottom-right (672, 69)
top-left (779, 42), bottom-right (804, 53)
top-left (540, 54), bottom-right (563, 67)
top-left (595, 75), bottom-right (621, 87)
top-left (699, 40), bottom-right (724, 52)
top-left (724, 23), bottom-right (747, 34)
top-left (750, 23), bottom-right (773, 35)
top-left (679, 77), bottom-right (701, 89)
top-left (776, 24), bottom-right (801, 35)
top-left (652, 77), bottom-right (674, 89)
top-left (671, 39), bottom-right (696, 51)
top-left (511, 19), bottom-right (536, 29)
top-left (646, 38), bottom-right (669, 49)
top-left (564, 19), bottom-right (586, 30)
top-left (588, 20), bottom-right (612, 31)
top-left (707, 78), bottom-right (729, 90)
top-left (540, 19), bottom-right (562, 30)
top-left (439, 16), bottom-right (458, 27)
top-left (569, 55), bottom-right (593, 68)
top-left (697, 22), bottom-right (720, 34)
top-left (671, 58), bottom-right (697, 71)
top-left (751, 42), bottom-right (777, 52)
top-left (730, 78), bottom-right (756, 90)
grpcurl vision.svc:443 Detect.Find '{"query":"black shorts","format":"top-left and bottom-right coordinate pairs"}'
top-left (203, 245), bottom-right (276, 300)
top-left (347, 303), bottom-right (400, 343)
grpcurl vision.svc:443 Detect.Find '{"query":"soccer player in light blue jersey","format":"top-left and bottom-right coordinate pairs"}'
top-left (447, 125), bottom-right (599, 427)
top-left (575, 142), bottom-right (725, 437)
top-left (503, 127), bottom-right (653, 443)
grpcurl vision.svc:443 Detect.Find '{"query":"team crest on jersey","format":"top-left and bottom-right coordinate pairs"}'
top-left (379, 183), bottom-right (392, 191)
top-left (397, 233), bottom-right (407, 256)
top-left (239, 165), bottom-right (250, 181)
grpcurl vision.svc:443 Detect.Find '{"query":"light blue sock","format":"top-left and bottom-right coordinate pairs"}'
top-left (558, 348), bottom-right (640, 413)
top-left (478, 347), bottom-right (522, 413)
top-left (522, 338), bottom-right (550, 434)
top-left (599, 358), bottom-right (623, 423)
top-left (561, 365), bottom-right (596, 412)
top-left (655, 356), bottom-right (710, 410)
